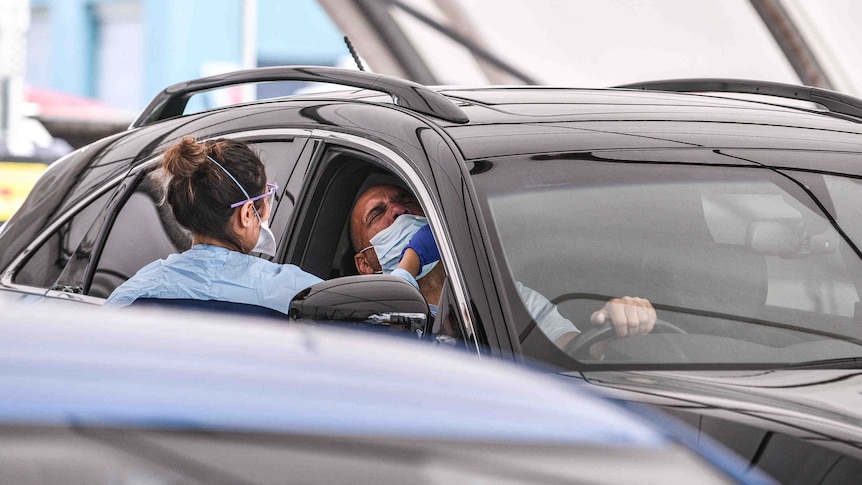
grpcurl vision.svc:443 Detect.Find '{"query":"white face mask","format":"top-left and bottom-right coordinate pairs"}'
top-left (366, 214), bottom-right (438, 279)
top-left (253, 217), bottom-right (277, 257)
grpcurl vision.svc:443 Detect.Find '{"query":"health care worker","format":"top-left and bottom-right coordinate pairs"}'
top-left (349, 185), bottom-right (657, 347)
top-left (104, 137), bottom-right (323, 313)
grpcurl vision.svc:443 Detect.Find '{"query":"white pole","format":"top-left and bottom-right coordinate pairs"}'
top-left (0, 0), bottom-right (29, 150)
top-left (241, 0), bottom-right (257, 102)
top-left (242, 0), bottom-right (258, 70)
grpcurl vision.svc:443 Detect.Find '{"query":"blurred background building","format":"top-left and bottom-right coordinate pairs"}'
top-left (2, 0), bottom-right (861, 221)
top-left (16, 0), bottom-right (862, 146)
top-left (25, 0), bottom-right (349, 146)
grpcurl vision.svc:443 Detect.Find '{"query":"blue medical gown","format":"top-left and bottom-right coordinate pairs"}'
top-left (104, 244), bottom-right (323, 314)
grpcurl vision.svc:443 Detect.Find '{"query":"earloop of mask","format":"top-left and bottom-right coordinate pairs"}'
top-left (207, 154), bottom-right (277, 257)
top-left (207, 155), bottom-right (261, 219)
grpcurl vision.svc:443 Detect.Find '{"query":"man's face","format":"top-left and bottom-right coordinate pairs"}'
top-left (351, 185), bottom-right (424, 273)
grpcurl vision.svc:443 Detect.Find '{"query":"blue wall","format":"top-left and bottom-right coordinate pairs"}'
top-left (28, 0), bottom-right (347, 112)
top-left (257, 0), bottom-right (345, 64)
top-left (31, 0), bottom-right (92, 96)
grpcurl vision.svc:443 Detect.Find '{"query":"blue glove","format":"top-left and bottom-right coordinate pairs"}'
top-left (403, 224), bottom-right (440, 267)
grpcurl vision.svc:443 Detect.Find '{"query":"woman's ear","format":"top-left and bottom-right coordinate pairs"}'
top-left (238, 200), bottom-right (258, 228)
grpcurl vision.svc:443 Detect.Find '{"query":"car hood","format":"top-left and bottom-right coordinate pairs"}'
top-left (568, 369), bottom-right (862, 455)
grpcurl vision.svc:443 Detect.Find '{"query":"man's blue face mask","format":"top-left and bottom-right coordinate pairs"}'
top-left (361, 214), bottom-right (438, 279)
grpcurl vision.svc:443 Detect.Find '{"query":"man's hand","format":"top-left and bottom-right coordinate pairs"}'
top-left (590, 296), bottom-right (656, 337)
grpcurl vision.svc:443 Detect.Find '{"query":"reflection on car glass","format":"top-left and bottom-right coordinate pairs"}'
top-left (486, 161), bottom-right (862, 365)
top-left (12, 190), bottom-right (112, 288)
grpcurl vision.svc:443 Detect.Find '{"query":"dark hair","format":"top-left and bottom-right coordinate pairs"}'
top-left (162, 136), bottom-right (266, 252)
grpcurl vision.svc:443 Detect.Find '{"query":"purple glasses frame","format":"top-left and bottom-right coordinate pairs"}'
top-left (230, 182), bottom-right (278, 209)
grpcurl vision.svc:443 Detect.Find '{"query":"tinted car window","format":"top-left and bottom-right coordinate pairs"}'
top-left (85, 140), bottom-right (297, 298)
top-left (477, 156), bottom-right (862, 366)
top-left (12, 189), bottom-right (113, 289)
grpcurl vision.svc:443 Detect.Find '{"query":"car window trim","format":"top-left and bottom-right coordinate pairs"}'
top-left (308, 128), bottom-right (481, 355)
top-left (123, 129), bottom-right (312, 179)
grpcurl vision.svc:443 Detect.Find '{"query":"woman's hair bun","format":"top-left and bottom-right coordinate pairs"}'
top-left (162, 136), bottom-right (208, 180)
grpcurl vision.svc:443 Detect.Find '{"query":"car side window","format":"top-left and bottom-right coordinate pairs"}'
top-left (286, 146), bottom-right (399, 279)
top-left (88, 169), bottom-right (192, 298)
top-left (287, 144), bottom-right (472, 348)
top-left (86, 139), bottom-right (300, 298)
top-left (12, 189), bottom-right (114, 289)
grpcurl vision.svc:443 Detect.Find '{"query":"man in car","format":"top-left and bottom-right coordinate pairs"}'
top-left (349, 184), bottom-right (656, 347)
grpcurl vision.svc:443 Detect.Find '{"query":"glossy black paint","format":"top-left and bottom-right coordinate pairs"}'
top-left (569, 370), bottom-right (862, 484)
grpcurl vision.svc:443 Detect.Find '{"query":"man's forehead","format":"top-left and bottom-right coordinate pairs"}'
top-left (359, 186), bottom-right (408, 209)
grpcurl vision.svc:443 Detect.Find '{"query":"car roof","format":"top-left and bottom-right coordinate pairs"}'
top-left (120, 64), bottom-right (862, 165)
top-left (444, 91), bottom-right (862, 160)
top-left (300, 84), bottom-right (859, 124)
top-left (250, 84), bottom-right (862, 161)
top-left (0, 300), bottom-right (665, 447)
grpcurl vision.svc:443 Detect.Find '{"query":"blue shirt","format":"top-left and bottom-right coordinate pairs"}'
top-left (393, 267), bottom-right (577, 342)
top-left (104, 244), bottom-right (323, 314)
top-left (516, 281), bottom-right (580, 341)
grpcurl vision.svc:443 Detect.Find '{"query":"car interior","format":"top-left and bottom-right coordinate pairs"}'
top-left (287, 147), bottom-right (413, 281)
top-left (486, 162), bottom-right (862, 363)
top-left (287, 147), bottom-right (465, 343)
top-left (89, 170), bottom-right (192, 299)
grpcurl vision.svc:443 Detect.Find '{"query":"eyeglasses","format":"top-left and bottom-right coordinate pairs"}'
top-left (230, 182), bottom-right (278, 208)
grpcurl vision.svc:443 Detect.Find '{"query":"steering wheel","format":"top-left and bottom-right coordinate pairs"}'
top-left (562, 318), bottom-right (686, 358)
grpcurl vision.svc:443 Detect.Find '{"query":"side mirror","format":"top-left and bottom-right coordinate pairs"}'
top-left (289, 274), bottom-right (430, 338)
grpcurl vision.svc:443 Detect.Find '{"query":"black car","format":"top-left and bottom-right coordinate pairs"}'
top-left (3, 67), bottom-right (862, 484)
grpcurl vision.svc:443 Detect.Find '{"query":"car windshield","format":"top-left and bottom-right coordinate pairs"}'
top-left (476, 151), bottom-right (862, 367)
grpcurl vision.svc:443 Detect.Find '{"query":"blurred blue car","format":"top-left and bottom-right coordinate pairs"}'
top-left (0, 301), bottom-right (772, 484)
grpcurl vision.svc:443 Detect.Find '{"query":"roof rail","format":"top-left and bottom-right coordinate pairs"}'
top-left (130, 65), bottom-right (469, 128)
top-left (614, 78), bottom-right (862, 121)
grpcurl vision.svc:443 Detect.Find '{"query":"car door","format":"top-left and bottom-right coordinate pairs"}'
top-left (0, 136), bottom-right (133, 304)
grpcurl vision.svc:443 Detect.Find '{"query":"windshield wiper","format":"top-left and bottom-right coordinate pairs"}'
top-left (782, 357), bottom-right (862, 369)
